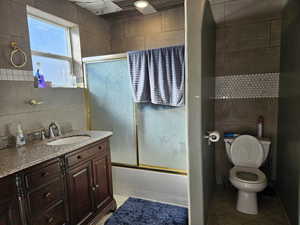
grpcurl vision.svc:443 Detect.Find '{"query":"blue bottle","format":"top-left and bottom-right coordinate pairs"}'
top-left (35, 67), bottom-right (47, 88)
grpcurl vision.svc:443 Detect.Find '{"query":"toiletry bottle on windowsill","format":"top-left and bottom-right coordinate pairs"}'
top-left (16, 123), bottom-right (26, 147)
top-left (34, 62), bottom-right (47, 88)
top-left (257, 116), bottom-right (264, 138)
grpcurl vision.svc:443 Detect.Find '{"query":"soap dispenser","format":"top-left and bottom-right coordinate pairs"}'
top-left (16, 123), bottom-right (26, 147)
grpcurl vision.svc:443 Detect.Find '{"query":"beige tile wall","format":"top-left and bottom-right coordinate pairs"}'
top-left (210, 0), bottom-right (285, 25)
top-left (109, 6), bottom-right (185, 53)
top-left (0, 0), bottom-right (111, 138)
top-left (277, 1), bottom-right (300, 224)
top-left (108, 3), bottom-right (281, 184)
top-left (0, 81), bottom-right (85, 137)
top-left (215, 99), bottom-right (279, 183)
top-left (0, 0), bottom-right (283, 185)
top-left (215, 18), bottom-right (281, 76)
top-left (212, 0), bottom-right (282, 183)
top-left (0, 0), bottom-right (111, 71)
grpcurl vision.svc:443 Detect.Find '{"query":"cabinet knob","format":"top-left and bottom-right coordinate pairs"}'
top-left (44, 192), bottom-right (52, 198)
top-left (95, 184), bottom-right (100, 188)
top-left (77, 155), bottom-right (82, 160)
top-left (98, 146), bottom-right (102, 150)
top-left (41, 172), bottom-right (49, 177)
top-left (47, 217), bottom-right (54, 224)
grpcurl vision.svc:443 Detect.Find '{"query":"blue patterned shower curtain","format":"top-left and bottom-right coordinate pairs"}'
top-left (128, 45), bottom-right (185, 107)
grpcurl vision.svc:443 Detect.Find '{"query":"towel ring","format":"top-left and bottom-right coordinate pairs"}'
top-left (10, 41), bottom-right (27, 68)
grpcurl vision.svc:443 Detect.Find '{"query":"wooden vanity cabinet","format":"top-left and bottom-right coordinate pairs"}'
top-left (66, 140), bottom-right (115, 225)
top-left (0, 175), bottom-right (22, 225)
top-left (0, 137), bottom-right (115, 225)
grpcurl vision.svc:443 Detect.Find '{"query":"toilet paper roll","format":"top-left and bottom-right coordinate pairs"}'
top-left (208, 131), bottom-right (220, 143)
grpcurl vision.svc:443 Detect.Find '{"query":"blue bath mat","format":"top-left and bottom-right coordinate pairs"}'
top-left (105, 197), bottom-right (188, 225)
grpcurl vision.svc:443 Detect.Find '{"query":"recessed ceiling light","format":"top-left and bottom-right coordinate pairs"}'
top-left (134, 0), bottom-right (149, 9)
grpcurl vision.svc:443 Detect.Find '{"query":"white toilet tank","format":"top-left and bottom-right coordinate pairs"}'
top-left (224, 136), bottom-right (271, 164)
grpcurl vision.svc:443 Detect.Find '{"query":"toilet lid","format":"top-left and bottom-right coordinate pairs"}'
top-left (230, 135), bottom-right (264, 168)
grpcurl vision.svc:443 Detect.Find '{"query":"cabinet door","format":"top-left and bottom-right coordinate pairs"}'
top-left (0, 176), bottom-right (22, 225)
top-left (92, 155), bottom-right (112, 210)
top-left (0, 198), bottom-right (22, 225)
top-left (67, 161), bottom-right (94, 225)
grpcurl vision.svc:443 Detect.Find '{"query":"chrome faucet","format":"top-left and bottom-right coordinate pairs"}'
top-left (48, 121), bottom-right (62, 138)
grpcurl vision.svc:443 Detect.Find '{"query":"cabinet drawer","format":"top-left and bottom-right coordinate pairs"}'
top-left (28, 178), bottom-right (64, 216)
top-left (66, 141), bottom-right (107, 167)
top-left (25, 159), bottom-right (61, 189)
top-left (32, 202), bottom-right (66, 225)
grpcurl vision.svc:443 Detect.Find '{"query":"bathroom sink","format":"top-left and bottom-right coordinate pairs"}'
top-left (47, 135), bottom-right (91, 146)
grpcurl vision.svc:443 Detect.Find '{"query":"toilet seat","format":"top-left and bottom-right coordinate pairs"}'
top-left (230, 166), bottom-right (266, 184)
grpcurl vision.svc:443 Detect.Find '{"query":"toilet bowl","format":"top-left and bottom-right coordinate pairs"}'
top-left (225, 135), bottom-right (271, 215)
top-left (230, 166), bottom-right (267, 214)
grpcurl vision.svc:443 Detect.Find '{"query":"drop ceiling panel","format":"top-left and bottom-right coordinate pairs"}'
top-left (69, 0), bottom-right (184, 17)
top-left (69, 0), bottom-right (122, 15)
top-left (112, 0), bottom-right (184, 11)
top-left (69, 0), bottom-right (285, 20)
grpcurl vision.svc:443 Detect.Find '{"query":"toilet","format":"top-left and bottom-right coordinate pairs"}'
top-left (224, 135), bottom-right (271, 215)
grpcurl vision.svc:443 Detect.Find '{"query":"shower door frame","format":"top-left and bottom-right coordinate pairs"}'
top-left (83, 53), bottom-right (187, 176)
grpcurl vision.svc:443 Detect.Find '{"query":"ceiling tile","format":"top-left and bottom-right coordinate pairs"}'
top-left (69, 0), bottom-right (122, 15)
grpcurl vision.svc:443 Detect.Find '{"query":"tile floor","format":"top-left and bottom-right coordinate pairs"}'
top-left (96, 188), bottom-right (289, 225)
top-left (207, 187), bottom-right (290, 225)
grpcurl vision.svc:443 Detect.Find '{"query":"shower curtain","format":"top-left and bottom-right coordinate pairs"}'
top-left (128, 45), bottom-right (185, 107)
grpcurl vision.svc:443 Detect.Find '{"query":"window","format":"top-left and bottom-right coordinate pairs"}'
top-left (27, 15), bottom-right (77, 88)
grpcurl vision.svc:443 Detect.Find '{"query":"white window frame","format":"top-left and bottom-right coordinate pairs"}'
top-left (26, 6), bottom-right (83, 87)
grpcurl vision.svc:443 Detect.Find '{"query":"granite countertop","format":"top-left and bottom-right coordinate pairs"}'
top-left (0, 130), bottom-right (113, 179)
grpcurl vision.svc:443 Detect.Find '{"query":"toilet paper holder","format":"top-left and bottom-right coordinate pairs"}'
top-left (204, 131), bottom-right (220, 145)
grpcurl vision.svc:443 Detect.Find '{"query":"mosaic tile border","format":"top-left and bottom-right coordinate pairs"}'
top-left (0, 68), bottom-right (34, 81)
top-left (0, 69), bottom-right (280, 98)
top-left (215, 73), bottom-right (279, 99)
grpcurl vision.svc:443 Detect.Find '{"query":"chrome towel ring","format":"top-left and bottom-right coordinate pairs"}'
top-left (10, 41), bottom-right (27, 68)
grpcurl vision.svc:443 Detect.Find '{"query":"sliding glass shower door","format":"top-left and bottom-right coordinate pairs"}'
top-left (85, 56), bottom-right (186, 172)
top-left (136, 104), bottom-right (186, 171)
top-left (86, 59), bottom-right (137, 165)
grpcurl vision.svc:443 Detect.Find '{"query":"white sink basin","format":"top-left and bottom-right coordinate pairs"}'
top-left (47, 135), bottom-right (91, 146)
